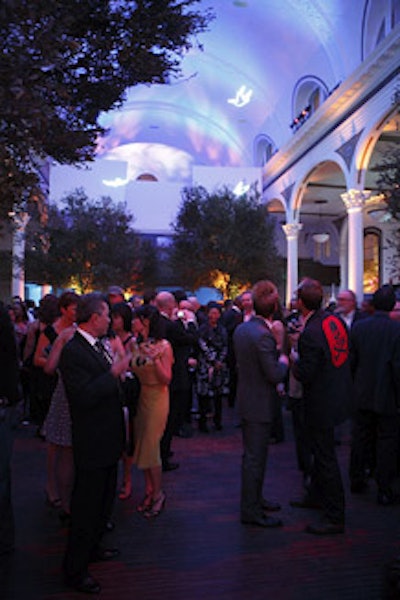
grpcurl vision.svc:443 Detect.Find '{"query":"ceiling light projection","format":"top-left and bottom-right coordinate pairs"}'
top-left (227, 85), bottom-right (253, 108)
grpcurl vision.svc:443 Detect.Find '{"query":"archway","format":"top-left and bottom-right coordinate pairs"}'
top-left (296, 161), bottom-right (347, 300)
top-left (359, 110), bottom-right (400, 287)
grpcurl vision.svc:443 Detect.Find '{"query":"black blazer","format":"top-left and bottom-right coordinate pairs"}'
top-left (0, 305), bottom-right (20, 404)
top-left (350, 311), bottom-right (400, 415)
top-left (59, 331), bottom-right (124, 469)
top-left (293, 309), bottom-right (352, 428)
top-left (161, 315), bottom-right (198, 392)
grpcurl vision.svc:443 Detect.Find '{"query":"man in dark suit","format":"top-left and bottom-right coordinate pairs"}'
top-left (234, 280), bottom-right (288, 528)
top-left (0, 303), bottom-right (20, 559)
top-left (221, 296), bottom-right (242, 407)
top-left (292, 278), bottom-right (352, 535)
top-left (156, 291), bottom-right (198, 471)
top-left (349, 284), bottom-right (400, 504)
top-left (60, 293), bottom-right (131, 594)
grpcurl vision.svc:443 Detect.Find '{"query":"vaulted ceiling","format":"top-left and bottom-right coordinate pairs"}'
top-left (95, 0), bottom-right (368, 181)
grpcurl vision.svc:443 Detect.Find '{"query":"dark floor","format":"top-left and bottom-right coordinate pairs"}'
top-left (2, 407), bottom-right (400, 600)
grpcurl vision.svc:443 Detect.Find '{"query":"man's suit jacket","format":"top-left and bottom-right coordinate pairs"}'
top-left (350, 311), bottom-right (400, 415)
top-left (59, 331), bottom-right (124, 469)
top-left (161, 315), bottom-right (198, 392)
top-left (293, 309), bottom-right (351, 428)
top-left (222, 306), bottom-right (242, 367)
top-left (233, 316), bottom-right (287, 422)
top-left (0, 305), bottom-right (20, 404)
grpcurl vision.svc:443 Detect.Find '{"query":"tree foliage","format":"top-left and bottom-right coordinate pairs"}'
top-left (169, 185), bottom-right (282, 297)
top-left (373, 144), bottom-right (400, 219)
top-left (25, 189), bottom-right (148, 293)
top-left (371, 143), bottom-right (400, 282)
top-left (0, 0), bottom-right (212, 218)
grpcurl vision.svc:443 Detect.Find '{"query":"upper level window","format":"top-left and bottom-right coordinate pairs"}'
top-left (254, 135), bottom-right (277, 167)
top-left (291, 77), bottom-right (328, 132)
top-left (362, 0), bottom-right (399, 59)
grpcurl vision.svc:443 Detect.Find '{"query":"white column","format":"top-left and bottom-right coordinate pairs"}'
top-left (340, 189), bottom-right (370, 303)
top-left (282, 222), bottom-right (303, 307)
top-left (9, 210), bottom-right (30, 300)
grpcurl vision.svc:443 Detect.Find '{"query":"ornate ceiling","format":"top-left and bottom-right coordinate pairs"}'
top-left (95, 0), bottom-right (368, 181)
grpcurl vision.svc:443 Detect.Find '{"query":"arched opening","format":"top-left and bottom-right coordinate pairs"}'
top-left (136, 173), bottom-right (158, 182)
top-left (362, 110), bottom-right (400, 286)
top-left (362, 0), bottom-right (394, 59)
top-left (254, 134), bottom-right (277, 166)
top-left (296, 161), bottom-right (347, 290)
top-left (291, 76), bottom-right (329, 132)
top-left (364, 228), bottom-right (381, 292)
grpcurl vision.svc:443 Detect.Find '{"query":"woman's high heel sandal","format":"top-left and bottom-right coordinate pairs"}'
top-left (45, 491), bottom-right (61, 509)
top-left (118, 482), bottom-right (132, 501)
top-left (144, 491), bottom-right (166, 518)
top-left (137, 492), bottom-right (153, 513)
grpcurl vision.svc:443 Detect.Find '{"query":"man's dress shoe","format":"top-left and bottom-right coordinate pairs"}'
top-left (305, 520), bottom-right (345, 535)
top-left (241, 515), bottom-right (283, 528)
top-left (92, 547), bottom-right (120, 562)
top-left (66, 574), bottom-right (101, 594)
top-left (104, 520), bottom-right (115, 532)
top-left (377, 490), bottom-right (400, 506)
top-left (262, 498), bottom-right (281, 512)
top-left (162, 461), bottom-right (179, 472)
top-left (290, 495), bottom-right (323, 509)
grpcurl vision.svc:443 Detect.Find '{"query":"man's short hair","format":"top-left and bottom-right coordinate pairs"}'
top-left (297, 278), bottom-right (323, 311)
top-left (76, 292), bottom-right (107, 324)
top-left (252, 280), bottom-right (278, 318)
top-left (58, 291), bottom-right (79, 311)
top-left (372, 284), bottom-right (396, 312)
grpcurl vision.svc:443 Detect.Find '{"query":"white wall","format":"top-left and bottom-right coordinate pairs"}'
top-left (50, 161), bottom-right (263, 234)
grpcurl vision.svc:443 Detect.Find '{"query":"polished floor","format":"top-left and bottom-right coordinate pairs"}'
top-left (2, 407), bottom-right (400, 599)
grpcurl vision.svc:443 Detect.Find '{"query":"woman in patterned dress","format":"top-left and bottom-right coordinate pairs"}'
top-left (196, 302), bottom-right (229, 433)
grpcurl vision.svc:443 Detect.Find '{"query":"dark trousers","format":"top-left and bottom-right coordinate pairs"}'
top-left (63, 463), bottom-right (117, 583)
top-left (240, 420), bottom-right (271, 521)
top-left (289, 397), bottom-right (313, 481)
top-left (308, 426), bottom-right (345, 524)
top-left (350, 409), bottom-right (398, 493)
top-left (0, 406), bottom-right (18, 555)
top-left (227, 360), bottom-right (237, 408)
top-left (160, 389), bottom-right (180, 466)
top-left (176, 387), bottom-right (194, 429)
top-left (270, 392), bottom-right (284, 442)
top-left (198, 394), bottom-right (223, 428)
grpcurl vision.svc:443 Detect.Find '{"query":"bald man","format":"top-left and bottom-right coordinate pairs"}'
top-left (156, 292), bottom-right (198, 471)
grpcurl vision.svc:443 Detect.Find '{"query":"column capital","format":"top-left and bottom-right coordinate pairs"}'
top-left (282, 222), bottom-right (303, 240)
top-left (341, 188), bottom-right (371, 212)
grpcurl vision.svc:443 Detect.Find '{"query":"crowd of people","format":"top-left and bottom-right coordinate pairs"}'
top-left (1, 279), bottom-right (400, 594)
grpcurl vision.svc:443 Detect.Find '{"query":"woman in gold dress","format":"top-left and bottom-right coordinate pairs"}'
top-left (131, 305), bottom-right (173, 518)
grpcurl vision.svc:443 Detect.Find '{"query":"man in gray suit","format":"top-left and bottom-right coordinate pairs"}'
top-left (234, 280), bottom-right (289, 528)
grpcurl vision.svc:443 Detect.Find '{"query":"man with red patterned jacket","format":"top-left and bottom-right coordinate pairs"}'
top-left (292, 278), bottom-right (352, 535)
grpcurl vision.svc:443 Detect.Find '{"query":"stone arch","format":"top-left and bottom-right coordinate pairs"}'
top-left (291, 159), bottom-right (348, 217)
top-left (293, 160), bottom-right (348, 290)
top-left (265, 197), bottom-right (288, 258)
top-left (356, 107), bottom-right (400, 286)
top-left (355, 105), bottom-right (400, 191)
